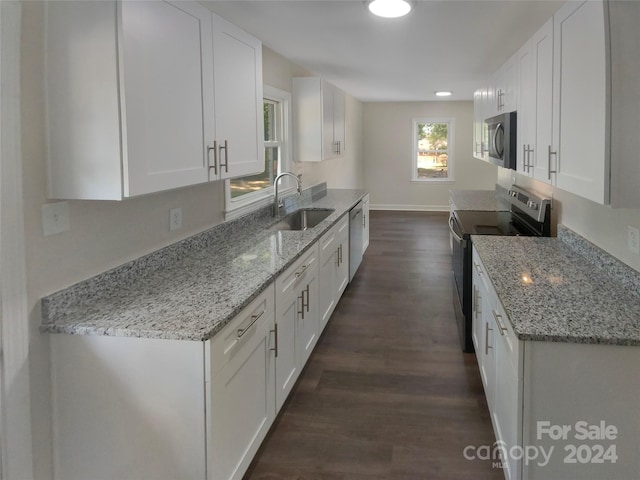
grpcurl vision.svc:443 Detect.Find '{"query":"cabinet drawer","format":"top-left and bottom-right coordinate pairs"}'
top-left (209, 284), bottom-right (274, 377)
top-left (491, 295), bottom-right (522, 378)
top-left (319, 214), bottom-right (348, 263)
top-left (471, 246), bottom-right (496, 310)
top-left (276, 244), bottom-right (318, 299)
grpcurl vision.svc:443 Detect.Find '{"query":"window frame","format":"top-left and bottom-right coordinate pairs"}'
top-left (411, 117), bottom-right (455, 183)
top-left (224, 85), bottom-right (292, 220)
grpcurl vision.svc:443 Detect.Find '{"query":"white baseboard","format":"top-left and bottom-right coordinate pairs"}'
top-left (370, 204), bottom-right (449, 212)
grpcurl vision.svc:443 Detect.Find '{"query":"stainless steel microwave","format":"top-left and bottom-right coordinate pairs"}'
top-left (485, 112), bottom-right (517, 170)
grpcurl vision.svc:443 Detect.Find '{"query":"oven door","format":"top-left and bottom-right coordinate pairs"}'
top-left (449, 214), bottom-right (473, 352)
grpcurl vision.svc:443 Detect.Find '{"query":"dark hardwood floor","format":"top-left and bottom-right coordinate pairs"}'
top-left (244, 211), bottom-right (503, 480)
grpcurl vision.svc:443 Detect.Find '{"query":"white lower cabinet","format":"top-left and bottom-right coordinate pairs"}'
top-left (50, 285), bottom-right (276, 480)
top-left (318, 214), bottom-right (350, 331)
top-left (49, 217), bottom-right (358, 480)
top-left (274, 244), bottom-right (319, 411)
top-left (207, 286), bottom-right (276, 480)
top-left (472, 246), bottom-right (640, 480)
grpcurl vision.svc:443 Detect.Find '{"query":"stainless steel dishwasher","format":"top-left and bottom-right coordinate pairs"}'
top-left (349, 201), bottom-right (363, 281)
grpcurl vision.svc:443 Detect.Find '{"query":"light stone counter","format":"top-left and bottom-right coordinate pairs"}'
top-left (471, 226), bottom-right (640, 345)
top-left (41, 186), bottom-right (366, 341)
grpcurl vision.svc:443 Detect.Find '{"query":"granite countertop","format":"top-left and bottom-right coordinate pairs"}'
top-left (41, 187), bottom-right (367, 341)
top-left (472, 227), bottom-right (640, 346)
top-left (449, 187), bottom-right (511, 211)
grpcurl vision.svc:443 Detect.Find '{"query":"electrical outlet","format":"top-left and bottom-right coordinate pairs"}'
top-left (42, 201), bottom-right (70, 236)
top-left (628, 226), bottom-right (640, 255)
top-left (169, 208), bottom-right (182, 231)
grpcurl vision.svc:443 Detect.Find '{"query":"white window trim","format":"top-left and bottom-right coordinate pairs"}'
top-left (224, 85), bottom-right (293, 220)
top-left (1, 2), bottom-right (35, 478)
top-left (411, 117), bottom-right (455, 183)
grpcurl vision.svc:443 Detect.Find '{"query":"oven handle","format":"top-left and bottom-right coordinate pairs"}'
top-left (448, 215), bottom-right (465, 244)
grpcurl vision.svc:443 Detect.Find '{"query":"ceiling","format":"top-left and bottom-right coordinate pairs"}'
top-left (200, 0), bottom-right (565, 102)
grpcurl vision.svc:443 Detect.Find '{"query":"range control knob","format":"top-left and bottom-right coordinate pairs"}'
top-left (527, 200), bottom-right (539, 210)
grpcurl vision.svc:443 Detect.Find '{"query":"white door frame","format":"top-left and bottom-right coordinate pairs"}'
top-left (0, 1), bottom-right (34, 479)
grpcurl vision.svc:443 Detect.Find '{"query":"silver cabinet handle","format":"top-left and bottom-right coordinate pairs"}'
top-left (207, 140), bottom-right (218, 176)
top-left (270, 323), bottom-right (278, 358)
top-left (473, 261), bottom-right (483, 275)
top-left (237, 310), bottom-right (265, 338)
top-left (298, 292), bottom-right (305, 319)
top-left (548, 145), bottom-right (557, 179)
top-left (295, 264), bottom-right (309, 278)
top-left (485, 322), bottom-right (493, 355)
top-left (492, 309), bottom-right (508, 336)
top-left (219, 140), bottom-right (229, 174)
top-left (304, 284), bottom-right (310, 313)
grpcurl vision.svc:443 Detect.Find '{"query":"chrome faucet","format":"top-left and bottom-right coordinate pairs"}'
top-left (273, 172), bottom-right (302, 216)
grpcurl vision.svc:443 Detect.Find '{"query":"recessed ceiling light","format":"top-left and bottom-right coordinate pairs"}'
top-left (368, 0), bottom-right (412, 18)
top-left (435, 91), bottom-right (453, 97)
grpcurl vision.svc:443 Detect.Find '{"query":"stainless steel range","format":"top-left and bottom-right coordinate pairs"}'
top-left (449, 185), bottom-right (552, 352)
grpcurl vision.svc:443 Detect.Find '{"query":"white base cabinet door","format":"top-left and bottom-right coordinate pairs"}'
top-left (318, 214), bottom-right (350, 332)
top-left (207, 285), bottom-right (276, 480)
top-left (274, 245), bottom-right (319, 411)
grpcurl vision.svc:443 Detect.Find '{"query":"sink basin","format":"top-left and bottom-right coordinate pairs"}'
top-left (269, 208), bottom-right (335, 231)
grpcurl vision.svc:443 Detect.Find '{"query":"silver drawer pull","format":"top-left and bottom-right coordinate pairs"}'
top-left (295, 264), bottom-right (309, 278)
top-left (237, 310), bottom-right (265, 338)
top-left (485, 323), bottom-right (493, 355)
top-left (270, 323), bottom-right (278, 358)
top-left (473, 261), bottom-right (483, 275)
top-left (492, 309), bottom-right (508, 336)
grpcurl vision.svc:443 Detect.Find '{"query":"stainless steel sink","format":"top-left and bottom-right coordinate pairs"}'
top-left (269, 208), bottom-right (335, 231)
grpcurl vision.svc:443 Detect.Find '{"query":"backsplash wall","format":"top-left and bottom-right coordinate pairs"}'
top-left (497, 168), bottom-right (640, 273)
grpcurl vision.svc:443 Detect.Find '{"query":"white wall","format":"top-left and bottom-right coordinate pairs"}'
top-left (497, 168), bottom-right (640, 272)
top-left (362, 101), bottom-right (497, 210)
top-left (21, 4), bottom-right (363, 478)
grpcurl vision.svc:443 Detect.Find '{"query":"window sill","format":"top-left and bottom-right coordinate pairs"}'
top-left (224, 186), bottom-right (296, 221)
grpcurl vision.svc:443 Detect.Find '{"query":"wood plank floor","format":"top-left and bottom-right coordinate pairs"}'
top-left (244, 211), bottom-right (504, 480)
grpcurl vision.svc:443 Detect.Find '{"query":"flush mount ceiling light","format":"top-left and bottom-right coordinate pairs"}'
top-left (435, 91), bottom-right (453, 97)
top-left (368, 0), bottom-right (412, 18)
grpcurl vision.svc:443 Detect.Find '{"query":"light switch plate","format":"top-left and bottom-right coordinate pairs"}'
top-left (169, 208), bottom-right (182, 231)
top-left (42, 201), bottom-right (70, 236)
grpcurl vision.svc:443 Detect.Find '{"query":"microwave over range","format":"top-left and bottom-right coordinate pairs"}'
top-left (485, 112), bottom-right (517, 170)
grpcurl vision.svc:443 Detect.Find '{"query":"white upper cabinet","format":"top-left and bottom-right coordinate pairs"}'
top-left (609, 0), bottom-right (640, 208)
top-left (472, 88), bottom-right (485, 160)
top-left (210, 14), bottom-right (264, 180)
top-left (45, 1), bottom-right (263, 200)
top-left (516, 17), bottom-right (554, 183)
top-left (552, 0), bottom-right (608, 204)
top-left (293, 77), bottom-right (346, 162)
top-left (488, 53), bottom-right (517, 118)
top-left (483, 0), bottom-right (640, 207)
